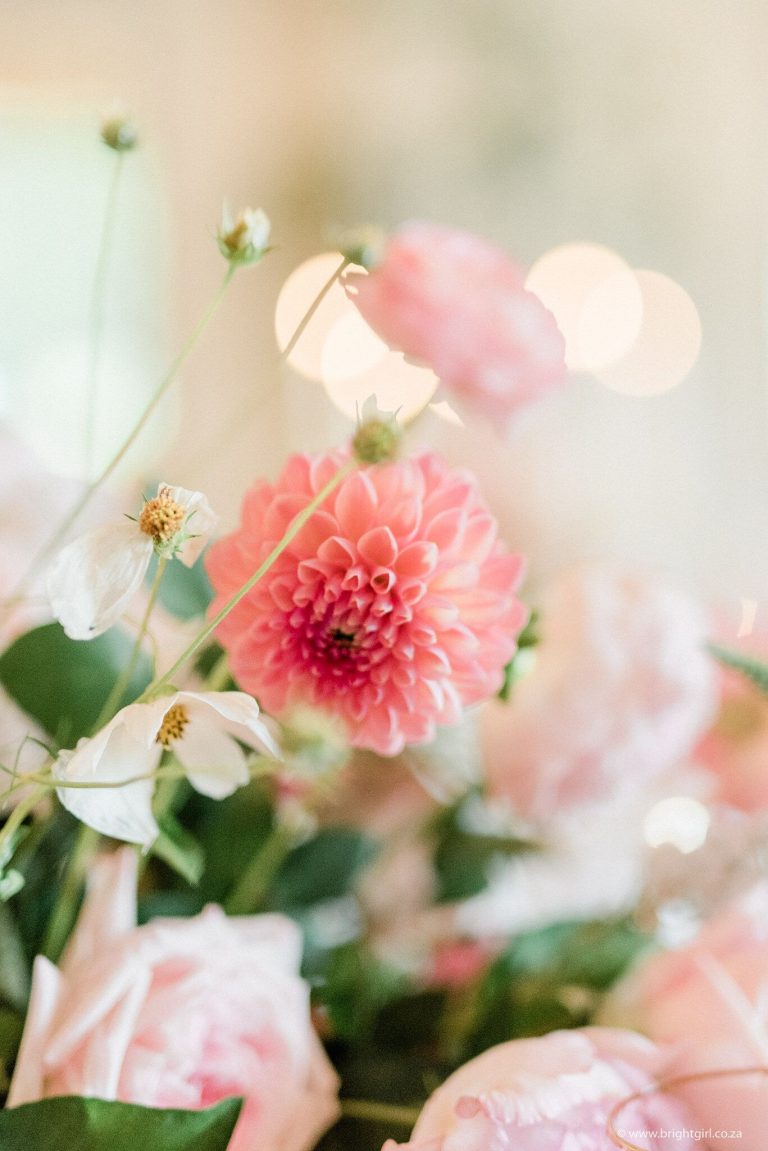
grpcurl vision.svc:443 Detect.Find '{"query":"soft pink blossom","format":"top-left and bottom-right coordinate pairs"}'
top-left (8, 849), bottom-right (339, 1151)
top-left (345, 222), bottom-right (566, 427)
top-left (381, 1027), bottom-right (698, 1151)
top-left (206, 450), bottom-right (527, 756)
top-left (605, 883), bottom-right (768, 1150)
top-left (481, 565), bottom-right (717, 820)
top-left (695, 641), bottom-right (768, 811)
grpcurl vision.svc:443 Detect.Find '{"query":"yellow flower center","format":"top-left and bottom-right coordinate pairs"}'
top-left (139, 491), bottom-right (186, 544)
top-left (156, 702), bottom-right (190, 748)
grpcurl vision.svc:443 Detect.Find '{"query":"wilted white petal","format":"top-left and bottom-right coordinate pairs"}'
top-left (156, 483), bottom-right (218, 566)
top-left (47, 522), bottom-right (152, 640)
top-left (54, 725), bottom-right (160, 848)
top-left (173, 721), bottom-right (249, 799)
top-left (182, 691), bottom-right (281, 759)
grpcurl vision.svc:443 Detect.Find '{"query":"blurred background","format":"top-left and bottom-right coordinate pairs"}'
top-left (1, 0), bottom-right (766, 623)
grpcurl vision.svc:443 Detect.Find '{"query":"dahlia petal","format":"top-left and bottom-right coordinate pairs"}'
top-left (334, 471), bottom-right (379, 538)
top-left (358, 525), bottom-right (398, 567)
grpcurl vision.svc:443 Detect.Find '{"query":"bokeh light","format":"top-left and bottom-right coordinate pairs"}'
top-left (320, 312), bottom-right (389, 385)
top-left (594, 270), bottom-right (702, 396)
top-left (525, 242), bottom-right (642, 372)
top-left (643, 795), bottom-right (711, 854)
top-left (275, 253), bottom-right (357, 379)
top-left (322, 351), bottom-right (439, 423)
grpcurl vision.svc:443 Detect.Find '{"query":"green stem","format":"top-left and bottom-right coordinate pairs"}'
top-left (339, 1099), bottom-right (421, 1127)
top-left (176, 255), bottom-right (351, 482)
top-left (224, 822), bottom-right (294, 914)
top-left (8, 263), bottom-right (238, 603)
top-left (280, 255), bottom-right (350, 364)
top-left (92, 557), bottom-right (168, 732)
top-left (41, 825), bottom-right (101, 963)
top-left (0, 784), bottom-right (48, 858)
top-left (141, 457), bottom-right (357, 700)
top-left (84, 150), bottom-right (125, 480)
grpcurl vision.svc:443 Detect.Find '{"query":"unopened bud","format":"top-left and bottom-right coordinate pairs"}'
top-left (217, 205), bottom-right (271, 266)
top-left (352, 395), bottom-right (401, 464)
top-left (336, 226), bottom-right (386, 270)
top-left (101, 116), bottom-right (138, 152)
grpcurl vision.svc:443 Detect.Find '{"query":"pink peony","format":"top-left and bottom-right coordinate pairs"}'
top-left (381, 1027), bottom-right (699, 1151)
top-left (695, 644), bottom-right (768, 811)
top-left (345, 222), bottom-right (566, 427)
top-left (8, 849), bottom-right (339, 1151)
top-left (605, 883), bottom-right (768, 1150)
top-left (481, 565), bottom-right (717, 820)
top-left (206, 450), bottom-right (527, 756)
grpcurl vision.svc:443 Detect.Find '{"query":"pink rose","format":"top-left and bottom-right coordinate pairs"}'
top-left (481, 565), bottom-right (717, 820)
top-left (606, 883), bottom-right (768, 1149)
top-left (695, 642), bottom-right (768, 812)
top-left (380, 1027), bottom-right (698, 1150)
top-left (9, 849), bottom-right (340, 1151)
top-left (345, 222), bottom-right (566, 428)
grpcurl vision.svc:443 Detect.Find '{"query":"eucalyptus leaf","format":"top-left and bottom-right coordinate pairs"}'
top-left (269, 829), bottom-right (377, 910)
top-left (709, 643), bottom-right (768, 694)
top-left (0, 624), bottom-right (153, 746)
top-left (0, 1095), bottom-right (242, 1151)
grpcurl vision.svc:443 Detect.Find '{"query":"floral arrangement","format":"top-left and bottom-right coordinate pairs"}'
top-left (0, 117), bottom-right (767, 1151)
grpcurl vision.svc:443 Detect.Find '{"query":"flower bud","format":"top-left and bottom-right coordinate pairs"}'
top-left (352, 395), bottom-right (401, 464)
top-left (101, 116), bottom-right (138, 152)
top-left (217, 205), bottom-right (271, 265)
top-left (336, 226), bottom-right (386, 270)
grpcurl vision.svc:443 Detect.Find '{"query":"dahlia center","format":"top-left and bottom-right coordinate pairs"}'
top-left (156, 702), bottom-right (190, 747)
top-left (140, 492), bottom-right (186, 544)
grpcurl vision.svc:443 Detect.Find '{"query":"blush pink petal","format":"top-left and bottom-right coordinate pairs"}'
top-left (8, 850), bottom-right (340, 1151)
top-left (380, 1028), bottom-right (699, 1151)
top-left (482, 565), bottom-right (718, 819)
top-left (346, 222), bottom-right (566, 428)
top-left (207, 451), bottom-right (527, 756)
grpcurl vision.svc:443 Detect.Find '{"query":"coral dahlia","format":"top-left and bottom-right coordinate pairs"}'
top-left (206, 451), bottom-right (526, 756)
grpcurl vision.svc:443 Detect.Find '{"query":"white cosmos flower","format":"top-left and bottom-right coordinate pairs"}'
top-left (54, 690), bottom-right (280, 848)
top-left (47, 483), bottom-right (218, 640)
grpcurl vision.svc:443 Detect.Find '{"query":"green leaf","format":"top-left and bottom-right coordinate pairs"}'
top-left (269, 829), bottom-right (377, 910)
top-left (152, 813), bottom-right (205, 886)
top-left (430, 798), bottom-right (535, 902)
top-left (0, 1096), bottom-right (243, 1151)
top-left (710, 643), bottom-right (768, 694)
top-left (0, 624), bottom-right (153, 746)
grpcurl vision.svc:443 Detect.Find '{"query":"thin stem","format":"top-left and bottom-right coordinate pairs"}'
top-left (8, 263), bottom-right (238, 603)
top-left (280, 255), bottom-right (350, 364)
top-left (84, 150), bottom-right (125, 479)
top-left (339, 1099), bottom-right (421, 1127)
top-left (92, 557), bottom-right (168, 731)
top-left (224, 822), bottom-right (294, 914)
top-left (141, 457), bottom-right (357, 700)
top-left (0, 784), bottom-right (49, 858)
top-left (177, 255), bottom-right (351, 483)
top-left (41, 825), bottom-right (100, 963)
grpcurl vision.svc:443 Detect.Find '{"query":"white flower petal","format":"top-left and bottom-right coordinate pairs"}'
top-left (55, 726), bottom-right (161, 848)
top-left (173, 721), bottom-right (248, 799)
top-left (180, 690), bottom-right (281, 759)
top-left (156, 483), bottom-right (218, 567)
top-left (47, 522), bottom-right (152, 640)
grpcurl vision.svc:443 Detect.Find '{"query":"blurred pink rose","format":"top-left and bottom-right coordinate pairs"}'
top-left (345, 222), bottom-right (566, 428)
top-left (481, 565), bottom-right (717, 820)
top-left (605, 883), bottom-right (768, 1149)
top-left (695, 640), bottom-right (768, 811)
top-left (9, 849), bottom-right (339, 1151)
top-left (381, 1027), bottom-right (698, 1150)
